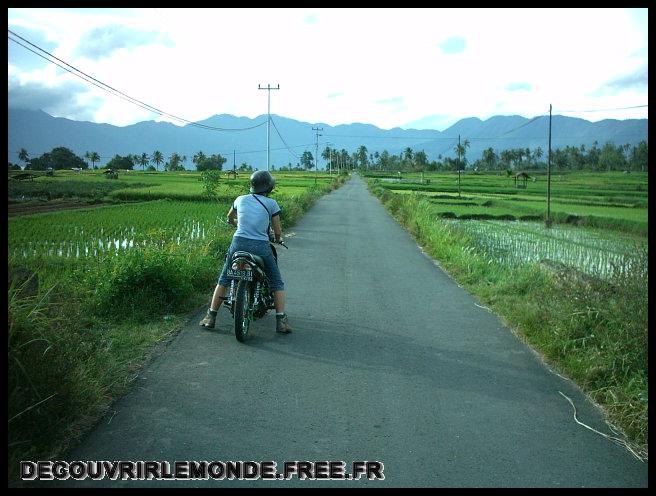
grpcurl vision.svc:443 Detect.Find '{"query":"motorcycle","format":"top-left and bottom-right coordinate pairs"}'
top-left (224, 234), bottom-right (288, 342)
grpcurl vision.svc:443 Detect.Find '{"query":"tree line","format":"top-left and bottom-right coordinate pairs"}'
top-left (288, 140), bottom-right (648, 173)
top-left (8, 148), bottom-right (253, 172)
top-left (318, 141), bottom-right (648, 173)
top-left (9, 139), bottom-right (648, 173)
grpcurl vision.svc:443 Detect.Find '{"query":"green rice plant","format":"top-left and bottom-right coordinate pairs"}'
top-left (448, 220), bottom-right (647, 280)
top-left (9, 200), bottom-right (232, 259)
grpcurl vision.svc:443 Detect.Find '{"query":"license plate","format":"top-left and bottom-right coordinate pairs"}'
top-left (227, 269), bottom-right (253, 281)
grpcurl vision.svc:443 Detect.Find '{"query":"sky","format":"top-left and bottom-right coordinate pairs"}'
top-left (7, 8), bottom-right (649, 131)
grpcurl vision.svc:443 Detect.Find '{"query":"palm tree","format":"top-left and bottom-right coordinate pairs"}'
top-left (455, 139), bottom-right (470, 170)
top-left (500, 149), bottom-right (513, 170)
top-left (403, 147), bottom-right (414, 167)
top-left (18, 148), bottom-right (29, 169)
top-left (482, 147), bottom-right (497, 170)
top-left (139, 153), bottom-right (150, 171)
top-left (152, 150), bottom-right (164, 171)
top-left (534, 147), bottom-right (543, 165)
top-left (357, 145), bottom-right (368, 169)
top-left (167, 153), bottom-right (184, 171)
top-left (84, 151), bottom-right (100, 169)
top-left (193, 151), bottom-right (207, 170)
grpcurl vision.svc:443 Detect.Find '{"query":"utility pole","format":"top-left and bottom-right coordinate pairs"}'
top-left (258, 83), bottom-right (279, 171)
top-left (546, 104), bottom-right (553, 228)
top-left (312, 126), bottom-right (323, 183)
top-left (233, 150), bottom-right (236, 174)
top-left (457, 134), bottom-right (461, 198)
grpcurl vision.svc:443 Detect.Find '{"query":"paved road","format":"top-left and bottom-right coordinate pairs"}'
top-left (51, 174), bottom-right (646, 487)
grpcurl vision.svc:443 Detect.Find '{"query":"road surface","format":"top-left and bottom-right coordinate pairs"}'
top-left (48, 174), bottom-right (647, 487)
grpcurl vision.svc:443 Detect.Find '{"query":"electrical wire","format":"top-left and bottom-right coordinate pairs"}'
top-left (9, 27), bottom-right (647, 160)
top-left (8, 30), bottom-right (266, 132)
top-left (270, 116), bottom-right (301, 159)
top-left (554, 104), bottom-right (648, 113)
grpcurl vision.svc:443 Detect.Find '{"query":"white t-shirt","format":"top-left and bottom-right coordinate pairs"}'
top-left (232, 194), bottom-right (281, 241)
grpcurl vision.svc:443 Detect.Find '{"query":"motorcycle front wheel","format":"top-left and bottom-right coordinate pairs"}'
top-left (234, 279), bottom-right (253, 342)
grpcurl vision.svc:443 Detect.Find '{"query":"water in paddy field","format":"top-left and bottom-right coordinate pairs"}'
top-left (11, 220), bottom-right (208, 259)
top-left (447, 220), bottom-right (647, 280)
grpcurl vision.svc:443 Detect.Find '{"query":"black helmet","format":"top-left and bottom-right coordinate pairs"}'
top-left (249, 170), bottom-right (275, 194)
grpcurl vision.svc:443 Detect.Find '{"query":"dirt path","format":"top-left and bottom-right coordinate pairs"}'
top-left (7, 200), bottom-right (113, 217)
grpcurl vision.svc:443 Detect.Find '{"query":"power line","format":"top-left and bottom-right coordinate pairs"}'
top-left (497, 113), bottom-right (548, 136)
top-left (224, 142), bottom-right (316, 156)
top-left (323, 133), bottom-right (440, 140)
top-left (324, 105), bottom-right (645, 142)
top-left (553, 104), bottom-right (648, 113)
top-left (13, 128), bottom-right (648, 162)
top-left (8, 30), bottom-right (266, 132)
top-left (437, 138), bottom-right (460, 157)
top-left (322, 114), bottom-right (549, 141)
top-left (270, 116), bottom-right (300, 160)
top-left (322, 126), bottom-right (646, 143)
top-left (321, 116), bottom-right (547, 142)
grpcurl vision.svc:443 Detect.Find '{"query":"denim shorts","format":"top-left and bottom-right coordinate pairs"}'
top-left (218, 236), bottom-right (285, 291)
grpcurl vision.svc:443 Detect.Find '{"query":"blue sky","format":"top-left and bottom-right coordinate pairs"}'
top-left (8, 8), bottom-right (648, 130)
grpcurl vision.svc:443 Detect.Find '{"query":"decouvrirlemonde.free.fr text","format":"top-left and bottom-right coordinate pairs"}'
top-left (21, 460), bottom-right (385, 481)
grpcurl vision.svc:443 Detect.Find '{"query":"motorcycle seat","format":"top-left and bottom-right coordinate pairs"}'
top-left (232, 251), bottom-right (265, 268)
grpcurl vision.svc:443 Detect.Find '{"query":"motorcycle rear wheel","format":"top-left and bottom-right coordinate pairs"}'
top-left (234, 279), bottom-right (253, 342)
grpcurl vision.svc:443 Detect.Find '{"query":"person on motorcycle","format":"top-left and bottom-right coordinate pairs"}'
top-left (199, 170), bottom-right (292, 334)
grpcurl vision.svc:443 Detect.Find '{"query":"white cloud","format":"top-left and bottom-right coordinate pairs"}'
top-left (8, 8), bottom-right (648, 130)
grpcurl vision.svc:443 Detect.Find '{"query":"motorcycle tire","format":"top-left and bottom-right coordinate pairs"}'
top-left (234, 279), bottom-right (253, 342)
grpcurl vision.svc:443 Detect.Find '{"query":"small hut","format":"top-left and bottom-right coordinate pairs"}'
top-left (103, 168), bottom-right (119, 179)
top-left (514, 171), bottom-right (532, 189)
top-left (225, 170), bottom-right (239, 180)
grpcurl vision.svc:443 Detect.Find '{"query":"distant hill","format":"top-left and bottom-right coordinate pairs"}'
top-left (7, 108), bottom-right (648, 169)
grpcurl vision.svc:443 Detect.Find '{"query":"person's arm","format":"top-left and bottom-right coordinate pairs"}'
top-left (271, 214), bottom-right (282, 242)
top-left (227, 207), bottom-right (237, 227)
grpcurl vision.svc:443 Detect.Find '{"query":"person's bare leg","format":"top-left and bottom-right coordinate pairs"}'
top-left (210, 284), bottom-right (229, 311)
top-left (273, 290), bottom-right (285, 313)
top-left (200, 284), bottom-right (229, 328)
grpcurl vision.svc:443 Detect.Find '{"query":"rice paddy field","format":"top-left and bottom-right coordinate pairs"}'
top-left (8, 168), bottom-right (335, 202)
top-left (9, 200), bottom-right (226, 259)
top-left (448, 219), bottom-right (646, 281)
top-left (368, 170), bottom-right (648, 278)
top-left (8, 170), bottom-right (338, 261)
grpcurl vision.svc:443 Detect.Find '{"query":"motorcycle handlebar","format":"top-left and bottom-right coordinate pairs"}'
top-left (272, 240), bottom-right (289, 249)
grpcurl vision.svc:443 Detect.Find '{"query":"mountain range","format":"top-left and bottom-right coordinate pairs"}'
top-left (7, 108), bottom-right (648, 170)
